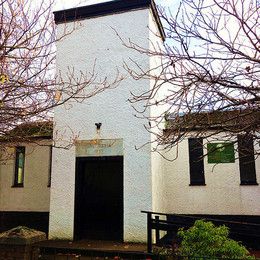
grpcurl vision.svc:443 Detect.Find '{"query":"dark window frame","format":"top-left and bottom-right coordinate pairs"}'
top-left (13, 146), bottom-right (25, 187)
top-left (238, 135), bottom-right (258, 185)
top-left (188, 138), bottom-right (206, 186)
top-left (47, 145), bottom-right (52, 187)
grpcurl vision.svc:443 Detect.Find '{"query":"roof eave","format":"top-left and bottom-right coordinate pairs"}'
top-left (54, 0), bottom-right (165, 41)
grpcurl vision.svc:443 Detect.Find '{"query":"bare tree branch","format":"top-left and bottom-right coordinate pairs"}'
top-left (125, 0), bottom-right (260, 158)
top-left (0, 0), bottom-right (123, 150)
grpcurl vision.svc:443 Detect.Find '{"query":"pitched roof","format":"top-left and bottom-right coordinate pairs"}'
top-left (166, 109), bottom-right (260, 132)
top-left (0, 121), bottom-right (53, 142)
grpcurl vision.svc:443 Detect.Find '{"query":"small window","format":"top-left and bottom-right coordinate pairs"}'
top-left (13, 146), bottom-right (25, 187)
top-left (48, 146), bottom-right (52, 187)
top-left (238, 135), bottom-right (258, 185)
top-left (188, 138), bottom-right (205, 185)
top-left (207, 142), bottom-right (235, 164)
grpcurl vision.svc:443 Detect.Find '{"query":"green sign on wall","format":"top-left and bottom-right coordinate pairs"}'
top-left (207, 143), bottom-right (235, 163)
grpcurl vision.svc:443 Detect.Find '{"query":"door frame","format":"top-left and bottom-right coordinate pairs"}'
top-left (74, 156), bottom-right (124, 241)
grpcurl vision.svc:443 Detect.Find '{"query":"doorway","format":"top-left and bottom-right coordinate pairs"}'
top-left (74, 156), bottom-right (123, 241)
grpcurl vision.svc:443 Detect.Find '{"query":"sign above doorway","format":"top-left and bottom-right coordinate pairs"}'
top-left (76, 138), bottom-right (123, 157)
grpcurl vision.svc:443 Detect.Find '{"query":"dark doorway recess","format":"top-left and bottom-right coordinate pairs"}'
top-left (74, 156), bottom-right (123, 241)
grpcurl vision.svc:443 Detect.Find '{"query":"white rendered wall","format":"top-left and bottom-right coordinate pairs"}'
top-left (147, 9), bottom-right (169, 215)
top-left (159, 135), bottom-right (260, 215)
top-left (0, 142), bottom-right (51, 212)
top-left (49, 8), bottom-right (158, 241)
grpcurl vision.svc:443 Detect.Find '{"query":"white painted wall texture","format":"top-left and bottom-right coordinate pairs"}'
top-left (147, 10), bottom-right (170, 215)
top-left (0, 142), bottom-right (51, 212)
top-left (158, 135), bottom-right (260, 216)
top-left (49, 7), bottom-right (162, 241)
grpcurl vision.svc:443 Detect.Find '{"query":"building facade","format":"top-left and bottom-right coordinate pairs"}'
top-left (153, 134), bottom-right (260, 219)
top-left (0, 0), bottom-right (259, 245)
top-left (0, 124), bottom-right (52, 233)
top-left (49, 0), bottom-right (164, 241)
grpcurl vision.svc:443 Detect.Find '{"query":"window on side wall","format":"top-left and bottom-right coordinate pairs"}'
top-left (188, 138), bottom-right (205, 186)
top-left (238, 135), bottom-right (258, 185)
top-left (48, 145), bottom-right (52, 187)
top-left (13, 146), bottom-right (25, 187)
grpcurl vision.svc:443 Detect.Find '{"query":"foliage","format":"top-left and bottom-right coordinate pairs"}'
top-left (153, 246), bottom-right (174, 257)
top-left (177, 220), bottom-right (254, 259)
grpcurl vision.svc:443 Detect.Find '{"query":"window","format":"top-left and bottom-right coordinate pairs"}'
top-left (13, 146), bottom-right (25, 187)
top-left (238, 135), bottom-right (258, 185)
top-left (48, 146), bottom-right (52, 187)
top-left (188, 138), bottom-right (205, 185)
top-left (207, 142), bottom-right (235, 164)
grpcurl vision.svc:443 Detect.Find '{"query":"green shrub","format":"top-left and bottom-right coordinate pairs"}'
top-left (177, 220), bottom-right (254, 259)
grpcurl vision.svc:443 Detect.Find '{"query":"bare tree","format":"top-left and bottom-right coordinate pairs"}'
top-left (126, 0), bottom-right (260, 157)
top-left (0, 0), bottom-right (121, 147)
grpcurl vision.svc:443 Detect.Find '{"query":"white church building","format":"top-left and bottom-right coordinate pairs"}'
top-left (0, 0), bottom-right (259, 244)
